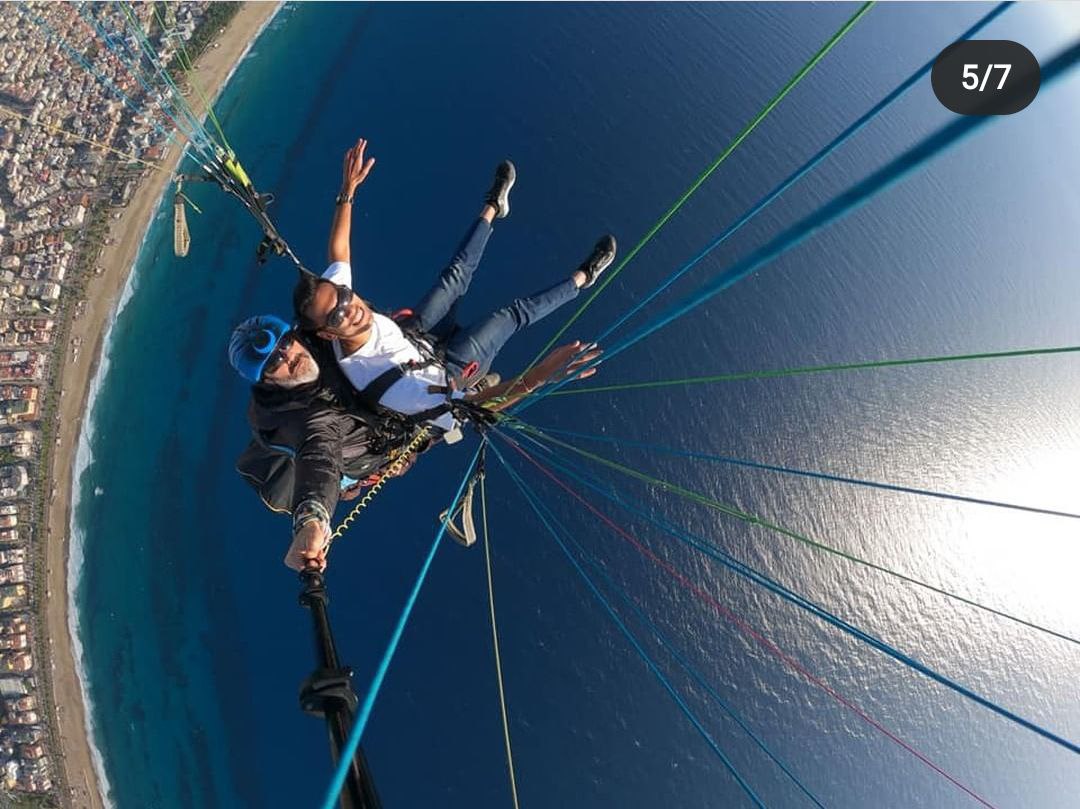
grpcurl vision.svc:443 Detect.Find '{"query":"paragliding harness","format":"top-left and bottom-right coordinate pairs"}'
top-left (352, 309), bottom-right (500, 443)
top-left (235, 410), bottom-right (418, 518)
top-left (235, 332), bottom-right (430, 516)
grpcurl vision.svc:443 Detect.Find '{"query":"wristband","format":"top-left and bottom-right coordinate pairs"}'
top-left (293, 499), bottom-right (330, 535)
top-left (335, 191), bottom-right (354, 205)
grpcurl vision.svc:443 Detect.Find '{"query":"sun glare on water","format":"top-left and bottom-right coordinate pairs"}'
top-left (952, 438), bottom-right (1080, 634)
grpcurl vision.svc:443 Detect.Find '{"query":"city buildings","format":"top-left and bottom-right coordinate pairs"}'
top-left (0, 2), bottom-right (223, 801)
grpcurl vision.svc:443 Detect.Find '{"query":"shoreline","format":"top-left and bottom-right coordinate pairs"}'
top-left (42, 4), bottom-right (281, 807)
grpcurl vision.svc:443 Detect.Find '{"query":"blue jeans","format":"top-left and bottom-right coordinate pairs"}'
top-left (410, 218), bottom-right (580, 378)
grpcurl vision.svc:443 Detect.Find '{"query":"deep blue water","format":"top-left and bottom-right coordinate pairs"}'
top-left (72, 4), bottom-right (1080, 808)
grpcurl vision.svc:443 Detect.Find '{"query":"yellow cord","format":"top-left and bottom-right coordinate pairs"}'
top-left (330, 428), bottom-right (431, 541)
top-left (223, 156), bottom-right (254, 190)
top-left (481, 472), bottom-right (522, 809)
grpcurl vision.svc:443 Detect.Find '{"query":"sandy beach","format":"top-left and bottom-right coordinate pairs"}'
top-left (41, 4), bottom-right (279, 807)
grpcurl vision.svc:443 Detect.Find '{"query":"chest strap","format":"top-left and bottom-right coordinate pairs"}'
top-left (357, 365), bottom-right (407, 408)
top-left (356, 363), bottom-right (456, 428)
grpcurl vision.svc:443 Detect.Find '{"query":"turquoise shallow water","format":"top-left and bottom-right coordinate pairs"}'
top-left (71, 4), bottom-right (1080, 807)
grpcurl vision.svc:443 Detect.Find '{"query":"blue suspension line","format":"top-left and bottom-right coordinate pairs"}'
top-left (20, 8), bottom-right (178, 149)
top-left (110, 1), bottom-right (222, 158)
top-left (491, 442), bottom-right (769, 809)
top-left (506, 421), bottom-right (1080, 646)
top-left (516, 38), bottom-right (1080, 415)
top-left (320, 445), bottom-right (484, 809)
top-left (590, 3), bottom-right (1010, 348)
top-left (93, 5), bottom-right (216, 153)
top-left (77, 5), bottom-right (216, 163)
top-left (530, 425), bottom-right (1080, 521)
top-left (565, 517), bottom-right (827, 807)
top-left (497, 427), bottom-right (1080, 756)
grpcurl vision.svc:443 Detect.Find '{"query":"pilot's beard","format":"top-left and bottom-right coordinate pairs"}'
top-left (274, 359), bottom-right (320, 389)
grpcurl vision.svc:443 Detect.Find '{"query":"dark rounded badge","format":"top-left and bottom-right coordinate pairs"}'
top-left (932, 40), bottom-right (1040, 115)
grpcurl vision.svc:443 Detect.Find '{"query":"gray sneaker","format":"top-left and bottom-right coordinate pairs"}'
top-left (484, 161), bottom-right (516, 219)
top-left (469, 372), bottom-right (501, 393)
top-left (578, 235), bottom-right (617, 288)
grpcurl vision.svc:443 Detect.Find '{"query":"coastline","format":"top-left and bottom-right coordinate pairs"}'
top-left (41, 4), bottom-right (281, 808)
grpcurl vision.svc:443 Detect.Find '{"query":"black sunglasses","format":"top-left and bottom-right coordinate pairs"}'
top-left (261, 330), bottom-right (297, 378)
top-left (322, 283), bottom-right (354, 331)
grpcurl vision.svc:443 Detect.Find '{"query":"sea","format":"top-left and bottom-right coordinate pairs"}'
top-left (68, 4), bottom-right (1080, 808)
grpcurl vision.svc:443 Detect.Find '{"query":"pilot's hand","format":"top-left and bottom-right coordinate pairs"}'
top-left (285, 521), bottom-right (330, 572)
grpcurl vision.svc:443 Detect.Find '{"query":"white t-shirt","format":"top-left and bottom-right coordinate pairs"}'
top-left (323, 261), bottom-right (461, 431)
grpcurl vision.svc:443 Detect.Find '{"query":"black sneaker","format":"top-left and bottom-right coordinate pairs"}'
top-left (577, 235), bottom-right (617, 288)
top-left (484, 160), bottom-right (516, 219)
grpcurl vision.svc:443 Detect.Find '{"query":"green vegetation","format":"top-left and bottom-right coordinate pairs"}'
top-left (0, 791), bottom-right (59, 808)
top-left (166, 3), bottom-right (241, 75)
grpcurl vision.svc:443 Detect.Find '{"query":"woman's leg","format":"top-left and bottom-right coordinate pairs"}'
top-left (444, 277), bottom-right (580, 376)
top-left (410, 211), bottom-right (495, 332)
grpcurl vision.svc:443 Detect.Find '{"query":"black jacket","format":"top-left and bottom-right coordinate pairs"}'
top-left (235, 336), bottom-right (390, 518)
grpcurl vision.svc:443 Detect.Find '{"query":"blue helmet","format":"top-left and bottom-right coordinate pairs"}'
top-left (228, 315), bottom-right (291, 383)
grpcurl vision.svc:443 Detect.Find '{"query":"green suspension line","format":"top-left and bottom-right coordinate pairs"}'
top-left (150, 1), bottom-right (234, 153)
top-left (508, 422), bottom-right (1080, 647)
top-left (151, 2), bottom-right (235, 154)
top-left (523, 1), bottom-right (875, 374)
top-left (549, 344), bottom-right (1080, 397)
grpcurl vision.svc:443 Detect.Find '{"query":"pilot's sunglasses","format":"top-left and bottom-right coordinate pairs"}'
top-left (262, 331), bottom-right (297, 378)
top-left (324, 284), bottom-right (354, 330)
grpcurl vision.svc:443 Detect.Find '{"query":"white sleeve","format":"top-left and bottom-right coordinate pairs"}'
top-left (322, 261), bottom-right (352, 286)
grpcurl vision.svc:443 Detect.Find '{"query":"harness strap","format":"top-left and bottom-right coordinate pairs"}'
top-left (387, 309), bottom-right (445, 365)
top-left (358, 366), bottom-right (407, 408)
top-left (406, 403), bottom-right (455, 425)
top-left (354, 313), bottom-right (490, 431)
